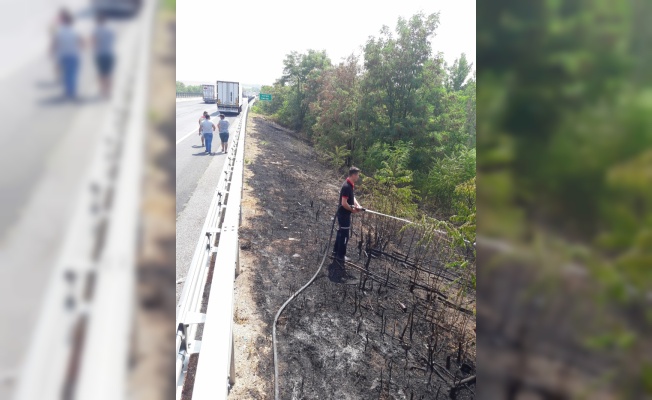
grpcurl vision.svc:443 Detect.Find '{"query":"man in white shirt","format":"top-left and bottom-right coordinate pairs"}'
top-left (198, 111), bottom-right (208, 147)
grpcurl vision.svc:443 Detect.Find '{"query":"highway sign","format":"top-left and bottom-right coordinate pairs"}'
top-left (259, 93), bottom-right (272, 101)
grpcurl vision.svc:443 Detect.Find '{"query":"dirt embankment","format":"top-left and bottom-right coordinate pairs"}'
top-left (229, 115), bottom-right (475, 400)
top-left (130, 8), bottom-right (176, 400)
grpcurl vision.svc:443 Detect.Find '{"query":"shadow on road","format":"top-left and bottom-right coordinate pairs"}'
top-left (36, 94), bottom-right (105, 106)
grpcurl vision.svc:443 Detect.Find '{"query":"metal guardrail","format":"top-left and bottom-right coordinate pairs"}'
top-left (175, 99), bottom-right (253, 399)
top-left (176, 92), bottom-right (203, 98)
top-left (11, 1), bottom-right (155, 399)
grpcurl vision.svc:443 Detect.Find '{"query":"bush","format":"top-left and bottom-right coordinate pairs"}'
top-left (424, 147), bottom-right (476, 212)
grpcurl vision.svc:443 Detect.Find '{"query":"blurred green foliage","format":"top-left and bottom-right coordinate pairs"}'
top-left (478, 0), bottom-right (652, 397)
top-left (163, 0), bottom-right (175, 11)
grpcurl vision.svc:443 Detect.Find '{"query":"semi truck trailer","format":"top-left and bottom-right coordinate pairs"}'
top-left (92, 0), bottom-right (141, 15)
top-left (216, 81), bottom-right (243, 115)
top-left (202, 84), bottom-right (215, 103)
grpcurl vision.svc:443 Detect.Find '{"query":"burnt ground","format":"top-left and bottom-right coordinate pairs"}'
top-left (476, 246), bottom-right (625, 400)
top-left (228, 115), bottom-right (476, 400)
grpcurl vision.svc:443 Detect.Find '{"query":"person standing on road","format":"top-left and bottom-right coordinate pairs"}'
top-left (49, 9), bottom-right (65, 82)
top-left (52, 9), bottom-right (83, 99)
top-left (218, 114), bottom-right (230, 153)
top-left (333, 167), bottom-right (364, 266)
top-left (92, 13), bottom-right (116, 98)
top-left (198, 111), bottom-right (208, 147)
top-left (200, 114), bottom-right (216, 155)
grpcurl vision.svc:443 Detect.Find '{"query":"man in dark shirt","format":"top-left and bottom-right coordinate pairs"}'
top-left (333, 167), bottom-right (364, 264)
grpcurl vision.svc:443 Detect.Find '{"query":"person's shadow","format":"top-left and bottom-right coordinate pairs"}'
top-left (37, 94), bottom-right (105, 106)
top-left (35, 80), bottom-right (60, 89)
top-left (327, 260), bottom-right (347, 283)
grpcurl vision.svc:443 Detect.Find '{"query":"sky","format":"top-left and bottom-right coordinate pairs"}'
top-left (176, 0), bottom-right (475, 86)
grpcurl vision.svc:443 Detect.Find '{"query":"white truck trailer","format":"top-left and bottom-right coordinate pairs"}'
top-left (202, 84), bottom-right (216, 103)
top-left (92, 0), bottom-right (141, 15)
top-left (216, 81), bottom-right (243, 115)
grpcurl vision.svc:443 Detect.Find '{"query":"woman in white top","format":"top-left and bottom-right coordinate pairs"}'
top-left (200, 114), bottom-right (216, 155)
top-left (52, 9), bottom-right (83, 99)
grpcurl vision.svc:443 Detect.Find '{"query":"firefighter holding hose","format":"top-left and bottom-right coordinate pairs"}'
top-left (332, 167), bottom-right (365, 268)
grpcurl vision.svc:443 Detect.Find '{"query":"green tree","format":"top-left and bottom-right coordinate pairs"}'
top-left (278, 49), bottom-right (331, 130)
top-left (361, 12), bottom-right (440, 144)
top-left (446, 53), bottom-right (473, 92)
top-left (175, 82), bottom-right (202, 93)
top-left (253, 11), bottom-right (476, 223)
top-left (310, 55), bottom-right (361, 163)
top-left (463, 76), bottom-right (476, 148)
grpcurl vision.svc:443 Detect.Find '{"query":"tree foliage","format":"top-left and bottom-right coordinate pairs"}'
top-left (477, 0), bottom-right (652, 395)
top-left (278, 50), bottom-right (332, 131)
top-left (176, 81), bottom-right (203, 93)
top-left (253, 12), bottom-right (476, 225)
top-left (446, 53), bottom-right (473, 92)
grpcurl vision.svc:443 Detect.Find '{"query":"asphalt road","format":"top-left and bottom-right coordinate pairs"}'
top-left (175, 99), bottom-right (241, 215)
top-left (175, 99), bottom-right (247, 300)
top-left (0, 8), bottom-right (142, 397)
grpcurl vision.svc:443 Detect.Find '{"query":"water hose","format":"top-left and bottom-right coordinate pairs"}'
top-left (272, 210), bottom-right (337, 400)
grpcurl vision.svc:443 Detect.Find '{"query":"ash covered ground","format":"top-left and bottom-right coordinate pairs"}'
top-left (226, 115), bottom-right (476, 400)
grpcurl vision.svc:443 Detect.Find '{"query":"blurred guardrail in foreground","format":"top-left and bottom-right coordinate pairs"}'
top-left (10, 0), bottom-right (156, 399)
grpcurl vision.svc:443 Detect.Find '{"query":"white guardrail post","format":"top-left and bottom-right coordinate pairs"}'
top-left (11, 1), bottom-right (156, 399)
top-left (175, 99), bottom-right (253, 399)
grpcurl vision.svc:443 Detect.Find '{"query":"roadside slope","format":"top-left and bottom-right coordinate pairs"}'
top-left (229, 115), bottom-right (341, 399)
top-left (229, 115), bottom-right (475, 399)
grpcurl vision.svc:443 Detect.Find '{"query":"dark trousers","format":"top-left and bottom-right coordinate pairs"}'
top-left (332, 212), bottom-right (351, 260)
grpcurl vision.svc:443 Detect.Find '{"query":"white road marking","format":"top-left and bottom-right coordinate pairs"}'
top-left (176, 127), bottom-right (200, 145)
